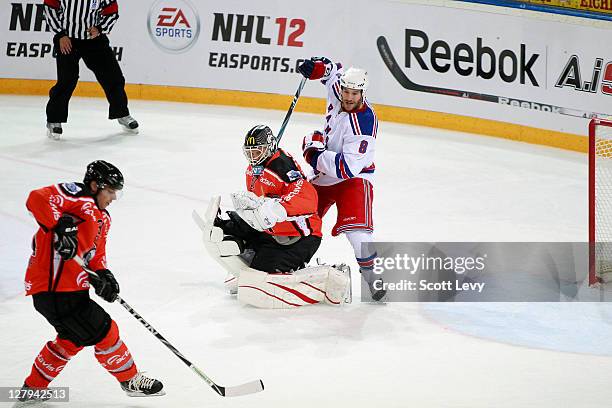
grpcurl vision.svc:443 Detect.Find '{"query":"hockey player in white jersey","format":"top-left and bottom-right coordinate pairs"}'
top-left (298, 57), bottom-right (385, 301)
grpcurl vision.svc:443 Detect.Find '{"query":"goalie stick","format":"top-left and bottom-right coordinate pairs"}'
top-left (376, 36), bottom-right (607, 119)
top-left (251, 76), bottom-right (306, 177)
top-left (73, 255), bottom-right (264, 397)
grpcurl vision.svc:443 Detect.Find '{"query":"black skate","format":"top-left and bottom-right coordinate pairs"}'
top-left (117, 115), bottom-right (139, 133)
top-left (11, 383), bottom-right (49, 407)
top-left (120, 372), bottom-right (165, 397)
top-left (368, 278), bottom-right (387, 302)
top-left (46, 122), bottom-right (62, 140)
top-left (361, 268), bottom-right (386, 302)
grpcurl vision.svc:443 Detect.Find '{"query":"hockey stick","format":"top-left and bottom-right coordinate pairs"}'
top-left (376, 36), bottom-right (608, 119)
top-left (193, 208), bottom-right (207, 231)
top-left (276, 76), bottom-right (307, 145)
top-left (73, 255), bottom-right (264, 397)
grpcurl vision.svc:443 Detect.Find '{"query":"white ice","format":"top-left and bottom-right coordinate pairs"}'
top-left (1, 95), bottom-right (611, 408)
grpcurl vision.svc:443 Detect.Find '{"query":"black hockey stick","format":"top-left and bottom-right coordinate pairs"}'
top-left (73, 256), bottom-right (264, 397)
top-left (376, 35), bottom-right (607, 119)
top-left (276, 76), bottom-right (307, 145)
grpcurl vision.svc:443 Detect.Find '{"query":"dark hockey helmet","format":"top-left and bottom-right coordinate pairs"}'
top-left (84, 160), bottom-right (124, 190)
top-left (243, 125), bottom-right (277, 166)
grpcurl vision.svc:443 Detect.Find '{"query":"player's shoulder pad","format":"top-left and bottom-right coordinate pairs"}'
top-left (58, 182), bottom-right (89, 197)
top-left (348, 103), bottom-right (378, 138)
top-left (266, 149), bottom-right (304, 183)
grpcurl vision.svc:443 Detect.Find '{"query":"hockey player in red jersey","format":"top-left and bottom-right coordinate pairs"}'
top-left (15, 161), bottom-right (163, 406)
top-left (199, 125), bottom-right (351, 308)
top-left (298, 57), bottom-right (386, 301)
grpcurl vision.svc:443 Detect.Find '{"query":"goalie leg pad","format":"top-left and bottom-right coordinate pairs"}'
top-left (237, 265), bottom-right (350, 308)
top-left (323, 265), bottom-right (351, 305)
top-left (197, 197), bottom-right (249, 278)
top-left (224, 272), bottom-right (238, 295)
top-left (237, 268), bottom-right (324, 308)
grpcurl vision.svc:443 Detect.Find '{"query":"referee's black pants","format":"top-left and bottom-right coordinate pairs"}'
top-left (46, 33), bottom-right (129, 123)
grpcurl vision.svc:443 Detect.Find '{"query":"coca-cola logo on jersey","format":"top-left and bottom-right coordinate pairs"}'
top-left (147, 0), bottom-right (200, 53)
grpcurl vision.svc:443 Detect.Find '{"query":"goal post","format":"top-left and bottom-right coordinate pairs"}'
top-left (589, 118), bottom-right (612, 285)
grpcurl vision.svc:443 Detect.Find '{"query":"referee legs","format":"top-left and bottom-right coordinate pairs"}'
top-left (82, 35), bottom-right (129, 120)
top-left (46, 35), bottom-right (80, 123)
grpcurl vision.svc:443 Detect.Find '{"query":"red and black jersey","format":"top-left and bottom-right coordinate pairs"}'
top-left (246, 149), bottom-right (322, 238)
top-left (25, 182), bottom-right (110, 296)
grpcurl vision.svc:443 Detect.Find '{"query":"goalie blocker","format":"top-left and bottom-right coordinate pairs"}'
top-left (195, 196), bottom-right (351, 308)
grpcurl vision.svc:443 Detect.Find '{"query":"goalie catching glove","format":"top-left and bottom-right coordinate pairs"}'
top-left (231, 192), bottom-right (287, 231)
top-left (230, 191), bottom-right (263, 211)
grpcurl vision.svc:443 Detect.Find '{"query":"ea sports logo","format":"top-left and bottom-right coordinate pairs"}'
top-left (147, 0), bottom-right (200, 53)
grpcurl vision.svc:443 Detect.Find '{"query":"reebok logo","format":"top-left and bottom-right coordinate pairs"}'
top-left (405, 29), bottom-right (540, 86)
top-left (377, 35), bottom-right (606, 119)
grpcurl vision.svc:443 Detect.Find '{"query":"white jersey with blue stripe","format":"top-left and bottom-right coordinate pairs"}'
top-left (311, 62), bottom-right (378, 187)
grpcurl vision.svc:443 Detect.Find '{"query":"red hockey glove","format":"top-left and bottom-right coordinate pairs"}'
top-left (297, 57), bottom-right (331, 80)
top-left (302, 131), bottom-right (325, 169)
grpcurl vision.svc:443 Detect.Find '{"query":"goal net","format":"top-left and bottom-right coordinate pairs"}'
top-left (590, 118), bottom-right (612, 285)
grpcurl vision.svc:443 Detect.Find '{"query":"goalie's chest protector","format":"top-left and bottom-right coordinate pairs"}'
top-left (244, 150), bottom-right (322, 238)
top-left (246, 165), bottom-right (284, 197)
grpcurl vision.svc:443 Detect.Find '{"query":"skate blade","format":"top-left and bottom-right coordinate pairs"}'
top-left (124, 390), bottom-right (166, 397)
top-left (364, 290), bottom-right (388, 305)
top-left (121, 126), bottom-right (139, 134)
top-left (11, 400), bottom-right (46, 407)
top-left (365, 297), bottom-right (388, 305)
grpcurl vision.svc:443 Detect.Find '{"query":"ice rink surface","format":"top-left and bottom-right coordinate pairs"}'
top-left (1, 95), bottom-right (611, 407)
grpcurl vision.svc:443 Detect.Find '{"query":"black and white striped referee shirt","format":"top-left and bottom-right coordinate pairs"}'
top-left (43, 0), bottom-right (119, 40)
